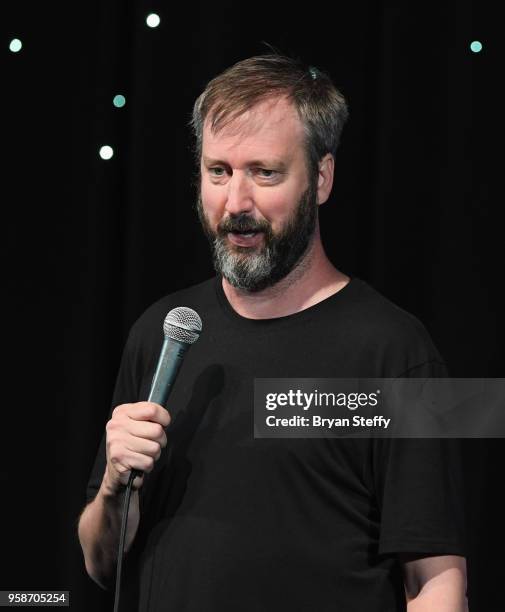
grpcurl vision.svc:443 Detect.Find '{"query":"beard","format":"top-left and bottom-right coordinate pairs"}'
top-left (196, 180), bottom-right (318, 293)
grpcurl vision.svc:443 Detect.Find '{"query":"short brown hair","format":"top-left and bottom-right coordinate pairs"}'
top-left (190, 54), bottom-right (349, 178)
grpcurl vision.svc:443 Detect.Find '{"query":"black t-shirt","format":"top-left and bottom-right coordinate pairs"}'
top-left (86, 276), bottom-right (465, 612)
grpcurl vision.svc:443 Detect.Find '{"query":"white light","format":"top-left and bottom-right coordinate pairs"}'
top-left (146, 13), bottom-right (161, 28)
top-left (99, 145), bottom-right (114, 160)
top-left (470, 40), bottom-right (483, 53)
top-left (9, 38), bottom-right (23, 53)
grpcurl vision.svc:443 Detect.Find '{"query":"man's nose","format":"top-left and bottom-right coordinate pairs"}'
top-left (224, 172), bottom-right (254, 216)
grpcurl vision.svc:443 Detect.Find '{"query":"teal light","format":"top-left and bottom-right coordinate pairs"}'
top-left (470, 40), bottom-right (482, 53)
top-left (9, 38), bottom-right (22, 53)
top-left (113, 94), bottom-right (126, 108)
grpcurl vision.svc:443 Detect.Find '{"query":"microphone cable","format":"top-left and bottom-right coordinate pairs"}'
top-left (113, 470), bottom-right (137, 612)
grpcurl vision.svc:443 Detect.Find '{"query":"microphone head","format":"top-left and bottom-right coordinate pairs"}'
top-left (163, 307), bottom-right (202, 345)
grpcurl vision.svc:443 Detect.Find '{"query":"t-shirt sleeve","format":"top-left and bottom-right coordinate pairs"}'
top-left (373, 360), bottom-right (466, 557)
top-left (85, 329), bottom-right (141, 503)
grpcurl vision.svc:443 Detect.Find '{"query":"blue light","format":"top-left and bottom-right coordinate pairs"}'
top-left (470, 41), bottom-right (482, 53)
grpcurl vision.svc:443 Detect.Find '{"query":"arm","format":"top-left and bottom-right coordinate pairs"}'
top-left (77, 467), bottom-right (140, 589)
top-left (401, 554), bottom-right (468, 611)
top-left (77, 402), bottom-right (170, 588)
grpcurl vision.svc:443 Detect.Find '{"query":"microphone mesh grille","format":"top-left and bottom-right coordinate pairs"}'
top-left (163, 307), bottom-right (202, 345)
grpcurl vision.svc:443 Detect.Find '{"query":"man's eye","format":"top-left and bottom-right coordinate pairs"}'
top-left (209, 167), bottom-right (226, 177)
top-left (257, 168), bottom-right (276, 178)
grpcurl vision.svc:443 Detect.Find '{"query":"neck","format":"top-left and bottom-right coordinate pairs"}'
top-left (221, 224), bottom-right (349, 319)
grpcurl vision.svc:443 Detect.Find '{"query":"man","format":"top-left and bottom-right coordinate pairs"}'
top-left (79, 55), bottom-right (467, 611)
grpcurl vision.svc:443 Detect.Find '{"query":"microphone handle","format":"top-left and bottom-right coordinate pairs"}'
top-left (148, 338), bottom-right (187, 406)
top-left (131, 337), bottom-right (187, 480)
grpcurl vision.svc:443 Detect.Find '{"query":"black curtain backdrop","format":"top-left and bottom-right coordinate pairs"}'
top-left (3, 1), bottom-right (504, 610)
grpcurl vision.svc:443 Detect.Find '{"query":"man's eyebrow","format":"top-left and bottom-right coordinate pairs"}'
top-left (202, 156), bottom-right (288, 170)
top-left (202, 157), bottom-right (227, 166)
top-left (249, 159), bottom-right (288, 171)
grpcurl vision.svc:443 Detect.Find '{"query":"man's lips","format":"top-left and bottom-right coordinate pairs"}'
top-left (227, 231), bottom-right (264, 247)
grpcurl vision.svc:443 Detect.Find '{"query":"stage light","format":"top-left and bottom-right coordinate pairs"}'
top-left (470, 41), bottom-right (482, 53)
top-left (113, 94), bottom-right (126, 108)
top-left (146, 13), bottom-right (161, 28)
top-left (99, 145), bottom-right (114, 160)
top-left (9, 39), bottom-right (22, 53)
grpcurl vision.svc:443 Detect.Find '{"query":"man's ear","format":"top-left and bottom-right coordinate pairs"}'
top-left (316, 154), bottom-right (335, 205)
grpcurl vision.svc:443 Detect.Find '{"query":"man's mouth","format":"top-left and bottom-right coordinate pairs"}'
top-left (232, 230), bottom-right (257, 237)
top-left (227, 230), bottom-right (264, 247)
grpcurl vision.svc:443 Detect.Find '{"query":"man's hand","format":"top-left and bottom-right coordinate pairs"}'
top-left (401, 554), bottom-right (468, 611)
top-left (103, 401), bottom-right (171, 493)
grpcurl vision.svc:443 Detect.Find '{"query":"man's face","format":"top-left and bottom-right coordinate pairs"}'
top-left (197, 96), bottom-right (318, 293)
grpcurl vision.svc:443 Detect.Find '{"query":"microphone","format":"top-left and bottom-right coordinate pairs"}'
top-left (132, 306), bottom-right (202, 478)
top-left (148, 306), bottom-right (203, 407)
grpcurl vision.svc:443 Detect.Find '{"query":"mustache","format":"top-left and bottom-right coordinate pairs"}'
top-left (217, 214), bottom-right (272, 236)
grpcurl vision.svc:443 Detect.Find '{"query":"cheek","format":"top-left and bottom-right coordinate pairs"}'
top-left (200, 179), bottom-right (214, 203)
top-left (255, 189), bottom-right (300, 229)
top-left (200, 182), bottom-right (223, 224)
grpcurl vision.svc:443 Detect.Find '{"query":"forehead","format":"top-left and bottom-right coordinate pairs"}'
top-left (202, 97), bottom-right (306, 164)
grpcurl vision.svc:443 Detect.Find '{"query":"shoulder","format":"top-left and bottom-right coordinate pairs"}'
top-left (335, 278), bottom-right (445, 372)
top-left (351, 279), bottom-right (432, 339)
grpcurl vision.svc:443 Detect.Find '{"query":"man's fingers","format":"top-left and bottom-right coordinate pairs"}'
top-left (113, 402), bottom-right (171, 427)
top-left (110, 448), bottom-right (156, 474)
top-left (126, 420), bottom-right (167, 446)
top-left (105, 401), bottom-right (171, 492)
top-left (125, 437), bottom-right (163, 461)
